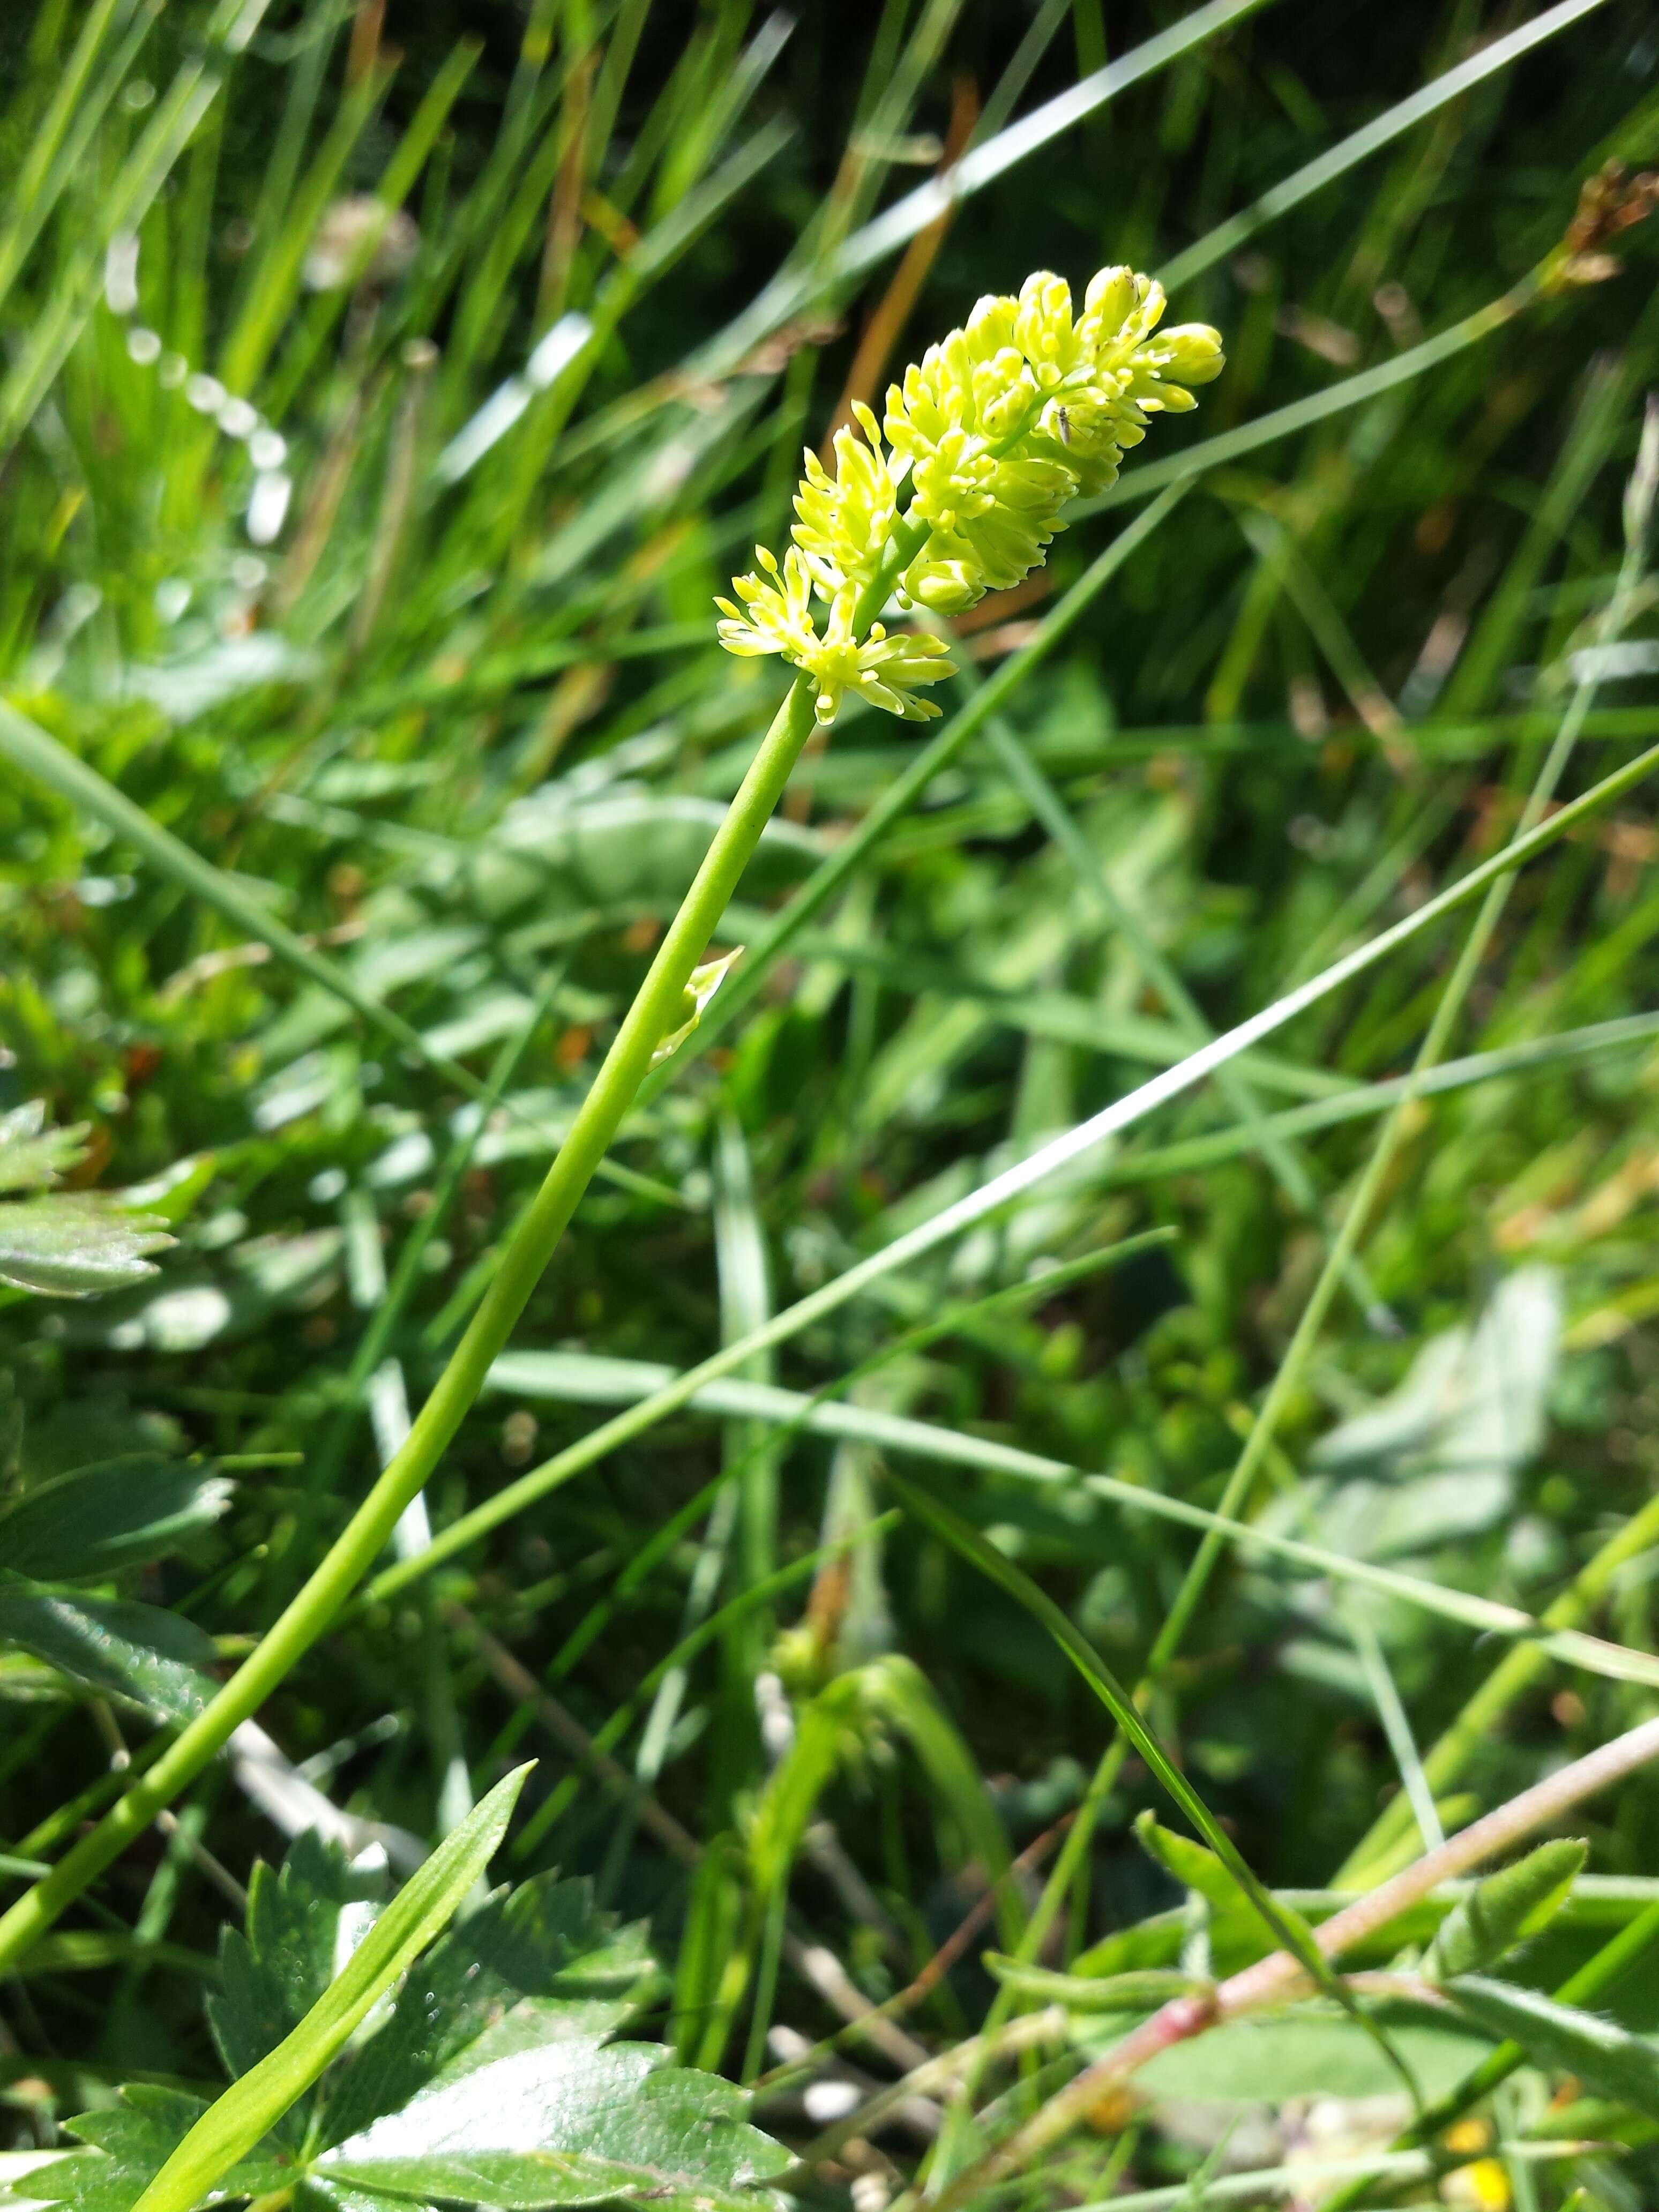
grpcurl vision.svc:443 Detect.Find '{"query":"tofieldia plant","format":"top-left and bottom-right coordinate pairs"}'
top-left (0, 265), bottom-right (1222, 1982)
top-left (716, 269), bottom-right (1222, 723)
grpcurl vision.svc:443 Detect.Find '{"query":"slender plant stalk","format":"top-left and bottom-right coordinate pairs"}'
top-left (276, 961), bottom-right (567, 1580)
top-left (0, 674), bottom-right (821, 1974)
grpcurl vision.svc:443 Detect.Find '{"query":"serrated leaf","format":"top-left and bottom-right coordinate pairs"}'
top-left (0, 1587), bottom-right (218, 1720)
top-left (1432, 1840), bottom-right (1586, 1980)
top-left (129, 1768), bottom-right (532, 2212)
top-left (0, 1457), bottom-right (231, 1580)
top-left (322, 1873), bottom-right (651, 2148)
top-left (0, 1103), bottom-right (89, 1194)
top-left (1447, 1976), bottom-right (1659, 2118)
top-left (319, 2045), bottom-right (790, 2210)
top-left (27, 2088), bottom-right (286, 2212)
top-left (210, 1832), bottom-right (386, 2102)
top-left (0, 1197), bottom-right (173, 1297)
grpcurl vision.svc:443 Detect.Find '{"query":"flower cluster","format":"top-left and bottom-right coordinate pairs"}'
top-left (716, 266), bottom-right (1223, 724)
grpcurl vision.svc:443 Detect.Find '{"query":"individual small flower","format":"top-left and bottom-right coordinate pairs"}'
top-left (714, 544), bottom-right (820, 664)
top-left (799, 593), bottom-right (954, 724)
top-left (791, 400), bottom-right (899, 597)
top-left (715, 546), bottom-right (952, 723)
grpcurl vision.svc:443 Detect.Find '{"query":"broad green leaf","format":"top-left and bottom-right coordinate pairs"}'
top-left (465, 791), bottom-right (819, 923)
top-left (208, 1832), bottom-right (386, 2110)
top-left (1297, 1267), bottom-right (1562, 1560)
top-left (321, 1873), bottom-right (651, 2148)
top-left (1432, 1840), bottom-right (1586, 1980)
top-left (1447, 1976), bottom-right (1659, 2118)
top-left (0, 1197), bottom-right (173, 1297)
top-left (0, 1457), bottom-right (230, 1580)
top-left (320, 2046), bottom-right (790, 2211)
top-left (26, 2087), bottom-right (286, 2212)
top-left (129, 1767), bottom-right (532, 2212)
top-left (1120, 2007), bottom-right (1494, 2105)
top-left (0, 1102), bottom-right (88, 1194)
top-left (0, 1587), bottom-right (218, 1720)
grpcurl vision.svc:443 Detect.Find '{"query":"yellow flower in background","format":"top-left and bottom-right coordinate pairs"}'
top-left (715, 263), bottom-right (1223, 724)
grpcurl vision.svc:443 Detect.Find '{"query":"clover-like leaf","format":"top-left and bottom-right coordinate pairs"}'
top-left (0, 1456), bottom-right (231, 1581)
top-left (28, 1828), bottom-right (787, 2212)
top-left (322, 1872), bottom-right (651, 2149)
top-left (319, 2044), bottom-right (790, 2211)
top-left (0, 1587), bottom-right (219, 1720)
top-left (0, 1102), bottom-right (91, 1194)
top-left (122, 1771), bottom-right (533, 2212)
top-left (209, 1831), bottom-right (386, 2111)
top-left (24, 2087), bottom-right (287, 2212)
top-left (0, 1196), bottom-right (174, 1297)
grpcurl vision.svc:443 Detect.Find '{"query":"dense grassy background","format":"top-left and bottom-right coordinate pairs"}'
top-left (3, 1), bottom-right (1659, 2204)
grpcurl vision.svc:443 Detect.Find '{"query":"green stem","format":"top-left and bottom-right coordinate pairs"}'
top-left (0, 676), bottom-right (820, 1976)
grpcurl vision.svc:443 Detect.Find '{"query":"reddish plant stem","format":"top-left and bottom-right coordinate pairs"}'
top-left (929, 1715), bottom-right (1659, 2211)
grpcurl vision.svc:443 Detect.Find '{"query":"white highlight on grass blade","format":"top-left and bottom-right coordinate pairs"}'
top-left (246, 470), bottom-right (292, 544)
top-left (432, 311), bottom-right (593, 485)
top-left (1570, 639), bottom-right (1659, 682)
top-left (103, 231), bottom-right (139, 315)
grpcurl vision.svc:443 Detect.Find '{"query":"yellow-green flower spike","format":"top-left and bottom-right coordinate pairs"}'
top-left (715, 265), bottom-right (1222, 724)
